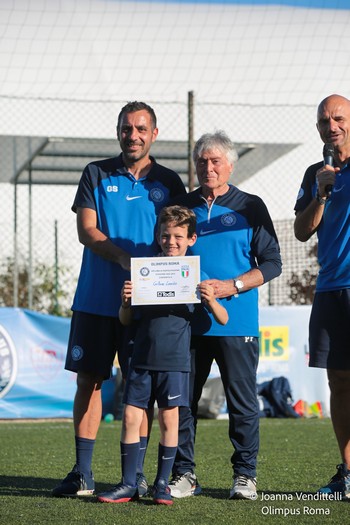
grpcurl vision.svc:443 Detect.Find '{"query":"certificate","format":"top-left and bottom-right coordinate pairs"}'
top-left (130, 256), bottom-right (201, 305)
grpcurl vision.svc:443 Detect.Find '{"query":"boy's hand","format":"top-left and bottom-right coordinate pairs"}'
top-left (198, 282), bottom-right (216, 306)
top-left (121, 280), bottom-right (133, 308)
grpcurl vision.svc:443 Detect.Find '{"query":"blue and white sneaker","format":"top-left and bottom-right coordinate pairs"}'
top-left (343, 468), bottom-right (350, 500)
top-left (229, 475), bottom-right (257, 500)
top-left (169, 472), bottom-right (202, 498)
top-left (97, 482), bottom-right (138, 503)
top-left (317, 464), bottom-right (346, 497)
top-left (52, 465), bottom-right (95, 497)
top-left (136, 472), bottom-right (149, 497)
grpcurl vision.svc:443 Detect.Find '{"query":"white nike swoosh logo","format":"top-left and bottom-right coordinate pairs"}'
top-left (126, 195), bottom-right (143, 201)
top-left (200, 229), bottom-right (217, 235)
top-left (168, 394), bottom-right (181, 400)
top-left (333, 184), bottom-right (345, 193)
top-left (162, 456), bottom-right (175, 460)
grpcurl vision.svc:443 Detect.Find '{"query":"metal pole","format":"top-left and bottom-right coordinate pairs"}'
top-left (12, 137), bottom-right (50, 309)
top-left (187, 91), bottom-right (195, 191)
top-left (54, 219), bottom-right (59, 315)
top-left (28, 165), bottom-right (33, 309)
top-left (13, 181), bottom-right (18, 307)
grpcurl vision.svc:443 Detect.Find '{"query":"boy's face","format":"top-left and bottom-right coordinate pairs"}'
top-left (158, 222), bottom-right (197, 257)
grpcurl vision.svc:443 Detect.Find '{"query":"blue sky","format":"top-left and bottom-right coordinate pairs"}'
top-left (120, 0), bottom-right (349, 8)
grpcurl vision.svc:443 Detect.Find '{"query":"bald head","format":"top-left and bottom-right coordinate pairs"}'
top-left (317, 94), bottom-right (350, 120)
top-left (316, 94), bottom-right (350, 159)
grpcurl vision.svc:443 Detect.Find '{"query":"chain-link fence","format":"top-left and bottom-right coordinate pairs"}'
top-left (3, 0), bottom-right (346, 315)
top-left (0, 94), bottom-right (320, 315)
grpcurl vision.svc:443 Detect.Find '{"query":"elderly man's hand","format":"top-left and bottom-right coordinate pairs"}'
top-left (201, 279), bottom-right (235, 299)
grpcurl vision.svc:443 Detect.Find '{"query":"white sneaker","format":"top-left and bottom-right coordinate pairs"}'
top-left (229, 475), bottom-right (257, 500)
top-left (169, 472), bottom-right (202, 498)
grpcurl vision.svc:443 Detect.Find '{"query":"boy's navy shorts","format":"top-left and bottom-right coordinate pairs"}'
top-left (123, 368), bottom-right (190, 409)
top-left (309, 289), bottom-right (350, 370)
top-left (65, 311), bottom-right (124, 379)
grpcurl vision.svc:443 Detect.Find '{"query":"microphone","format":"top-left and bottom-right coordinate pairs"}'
top-left (323, 143), bottom-right (335, 197)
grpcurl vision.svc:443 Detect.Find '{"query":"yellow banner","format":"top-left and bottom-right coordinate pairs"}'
top-left (259, 326), bottom-right (289, 360)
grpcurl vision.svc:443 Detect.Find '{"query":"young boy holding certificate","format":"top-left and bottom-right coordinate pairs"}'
top-left (97, 205), bottom-right (228, 505)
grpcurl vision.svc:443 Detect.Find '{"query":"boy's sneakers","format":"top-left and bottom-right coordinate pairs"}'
top-left (153, 478), bottom-right (173, 505)
top-left (318, 464), bottom-right (350, 499)
top-left (97, 482), bottom-right (138, 503)
top-left (169, 471), bottom-right (202, 498)
top-left (229, 474), bottom-right (257, 500)
top-left (136, 472), bottom-right (149, 497)
top-left (52, 465), bottom-right (95, 497)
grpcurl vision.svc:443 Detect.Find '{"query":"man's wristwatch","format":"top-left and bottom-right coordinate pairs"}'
top-left (316, 190), bottom-right (327, 205)
top-left (233, 279), bottom-right (244, 298)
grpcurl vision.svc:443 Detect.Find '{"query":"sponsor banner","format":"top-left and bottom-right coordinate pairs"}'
top-left (0, 305), bottom-right (330, 418)
top-left (0, 307), bottom-right (74, 418)
top-left (259, 326), bottom-right (289, 361)
top-left (211, 305), bottom-right (330, 416)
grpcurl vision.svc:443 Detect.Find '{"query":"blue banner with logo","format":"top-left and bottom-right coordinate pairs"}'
top-left (0, 307), bottom-right (74, 418)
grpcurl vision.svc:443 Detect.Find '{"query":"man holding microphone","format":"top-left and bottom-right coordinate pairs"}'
top-left (294, 94), bottom-right (350, 499)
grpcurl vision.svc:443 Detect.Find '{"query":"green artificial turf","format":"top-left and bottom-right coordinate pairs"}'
top-left (0, 418), bottom-right (347, 525)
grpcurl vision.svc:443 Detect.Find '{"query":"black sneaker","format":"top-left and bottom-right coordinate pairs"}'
top-left (318, 464), bottom-right (346, 497)
top-left (52, 465), bottom-right (95, 497)
top-left (153, 478), bottom-right (173, 506)
top-left (97, 482), bottom-right (139, 503)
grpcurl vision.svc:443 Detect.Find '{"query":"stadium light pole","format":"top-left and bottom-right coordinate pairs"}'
top-left (188, 91), bottom-right (195, 191)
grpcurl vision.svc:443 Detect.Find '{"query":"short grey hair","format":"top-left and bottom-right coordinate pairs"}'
top-left (193, 130), bottom-right (238, 165)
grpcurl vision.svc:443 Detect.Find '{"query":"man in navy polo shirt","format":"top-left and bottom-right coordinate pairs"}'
top-left (52, 101), bottom-right (186, 498)
top-left (294, 94), bottom-right (350, 500)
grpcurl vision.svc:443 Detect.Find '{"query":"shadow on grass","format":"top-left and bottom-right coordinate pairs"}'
top-left (0, 476), bottom-right (231, 503)
top-left (0, 476), bottom-right (207, 507)
top-left (200, 487), bottom-right (230, 499)
top-left (0, 476), bottom-right (115, 499)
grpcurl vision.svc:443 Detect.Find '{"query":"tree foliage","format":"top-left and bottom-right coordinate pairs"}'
top-left (0, 256), bottom-right (72, 316)
top-left (288, 244), bottom-right (318, 305)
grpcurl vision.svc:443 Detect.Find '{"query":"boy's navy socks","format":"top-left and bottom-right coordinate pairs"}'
top-left (75, 436), bottom-right (95, 477)
top-left (137, 436), bottom-right (149, 474)
top-left (155, 443), bottom-right (177, 485)
top-left (121, 441), bottom-right (140, 487)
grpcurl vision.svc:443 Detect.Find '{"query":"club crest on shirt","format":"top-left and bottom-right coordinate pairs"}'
top-left (0, 325), bottom-right (17, 399)
top-left (221, 213), bottom-right (237, 227)
top-left (150, 188), bottom-right (165, 202)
